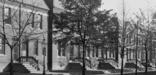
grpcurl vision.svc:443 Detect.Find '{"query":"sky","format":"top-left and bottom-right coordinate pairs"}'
top-left (100, 0), bottom-right (156, 19)
top-left (54, 0), bottom-right (156, 20)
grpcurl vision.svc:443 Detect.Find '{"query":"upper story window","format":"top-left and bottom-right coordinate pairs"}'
top-left (31, 13), bottom-right (35, 28)
top-left (33, 14), bottom-right (43, 29)
top-left (39, 14), bottom-right (43, 29)
top-left (4, 7), bottom-right (11, 24)
top-left (30, 13), bottom-right (43, 29)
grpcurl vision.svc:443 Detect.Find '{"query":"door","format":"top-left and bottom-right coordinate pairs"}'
top-left (12, 36), bottom-right (19, 61)
top-left (21, 37), bottom-right (29, 57)
top-left (13, 45), bottom-right (19, 61)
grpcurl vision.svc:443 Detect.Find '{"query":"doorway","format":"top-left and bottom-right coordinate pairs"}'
top-left (12, 36), bottom-right (19, 61)
top-left (13, 45), bottom-right (19, 61)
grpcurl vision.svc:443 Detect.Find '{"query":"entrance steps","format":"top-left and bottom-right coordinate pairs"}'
top-left (125, 60), bottom-right (144, 68)
top-left (97, 58), bottom-right (119, 70)
top-left (0, 63), bottom-right (8, 72)
top-left (3, 63), bottom-right (30, 73)
top-left (22, 63), bottom-right (42, 73)
top-left (105, 60), bottom-right (119, 69)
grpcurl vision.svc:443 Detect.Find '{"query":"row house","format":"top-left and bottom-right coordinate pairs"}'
top-left (0, 0), bottom-right (66, 72)
top-left (124, 18), bottom-right (156, 67)
top-left (0, 0), bottom-right (120, 71)
top-left (56, 14), bottom-right (120, 69)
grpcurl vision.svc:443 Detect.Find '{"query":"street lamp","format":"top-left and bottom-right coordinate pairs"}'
top-left (42, 38), bottom-right (46, 75)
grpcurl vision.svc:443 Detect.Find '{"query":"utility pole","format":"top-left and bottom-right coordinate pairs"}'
top-left (44, 0), bottom-right (54, 71)
top-left (120, 0), bottom-right (125, 75)
top-left (135, 21), bottom-right (139, 75)
top-left (81, 9), bottom-right (86, 75)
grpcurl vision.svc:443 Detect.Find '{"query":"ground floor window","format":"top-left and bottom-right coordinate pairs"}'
top-left (34, 39), bottom-right (38, 55)
top-left (70, 45), bottom-right (74, 57)
top-left (0, 37), bottom-right (5, 54)
top-left (58, 42), bottom-right (65, 56)
top-left (127, 49), bottom-right (135, 60)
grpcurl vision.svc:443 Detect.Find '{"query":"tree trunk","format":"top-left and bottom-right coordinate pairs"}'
top-left (10, 47), bottom-right (13, 75)
top-left (18, 1), bottom-right (22, 63)
top-left (145, 43), bottom-right (148, 75)
top-left (82, 40), bottom-right (86, 75)
top-left (120, 46), bottom-right (124, 75)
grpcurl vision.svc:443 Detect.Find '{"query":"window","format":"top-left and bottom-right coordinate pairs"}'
top-left (58, 44), bottom-right (61, 56)
top-left (40, 15), bottom-right (43, 29)
top-left (32, 13), bottom-right (35, 28)
top-left (22, 36), bottom-right (28, 50)
top-left (34, 14), bottom-right (43, 29)
top-left (4, 7), bottom-right (11, 24)
top-left (58, 42), bottom-right (65, 56)
top-left (96, 47), bottom-right (99, 57)
top-left (70, 45), bottom-right (74, 57)
top-left (0, 37), bottom-right (5, 54)
top-left (92, 46), bottom-right (95, 57)
top-left (34, 39), bottom-right (38, 55)
top-left (22, 39), bottom-right (26, 50)
top-left (87, 47), bottom-right (90, 57)
top-left (27, 12), bottom-right (34, 28)
top-left (30, 14), bottom-right (43, 29)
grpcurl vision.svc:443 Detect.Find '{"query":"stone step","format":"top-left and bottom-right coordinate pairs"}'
top-left (22, 63), bottom-right (40, 73)
top-left (97, 62), bottom-right (116, 69)
top-left (107, 60), bottom-right (119, 69)
top-left (0, 63), bottom-right (8, 72)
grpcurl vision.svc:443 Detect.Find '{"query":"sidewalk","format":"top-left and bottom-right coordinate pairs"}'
top-left (0, 72), bottom-right (70, 75)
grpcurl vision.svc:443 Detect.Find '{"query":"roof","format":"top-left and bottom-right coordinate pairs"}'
top-left (0, 0), bottom-right (64, 14)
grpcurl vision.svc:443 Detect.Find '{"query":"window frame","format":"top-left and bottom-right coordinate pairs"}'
top-left (0, 35), bottom-right (6, 55)
top-left (58, 42), bottom-right (66, 56)
top-left (3, 7), bottom-right (11, 24)
top-left (32, 14), bottom-right (43, 29)
top-left (34, 39), bottom-right (38, 55)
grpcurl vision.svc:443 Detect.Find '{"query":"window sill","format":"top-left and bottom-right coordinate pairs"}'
top-left (0, 54), bottom-right (6, 56)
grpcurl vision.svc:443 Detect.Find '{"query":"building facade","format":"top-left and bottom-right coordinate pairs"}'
top-left (124, 19), bottom-right (156, 67)
top-left (3, 0), bottom-right (155, 72)
top-left (0, 0), bottom-right (121, 72)
top-left (0, 0), bottom-right (66, 72)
